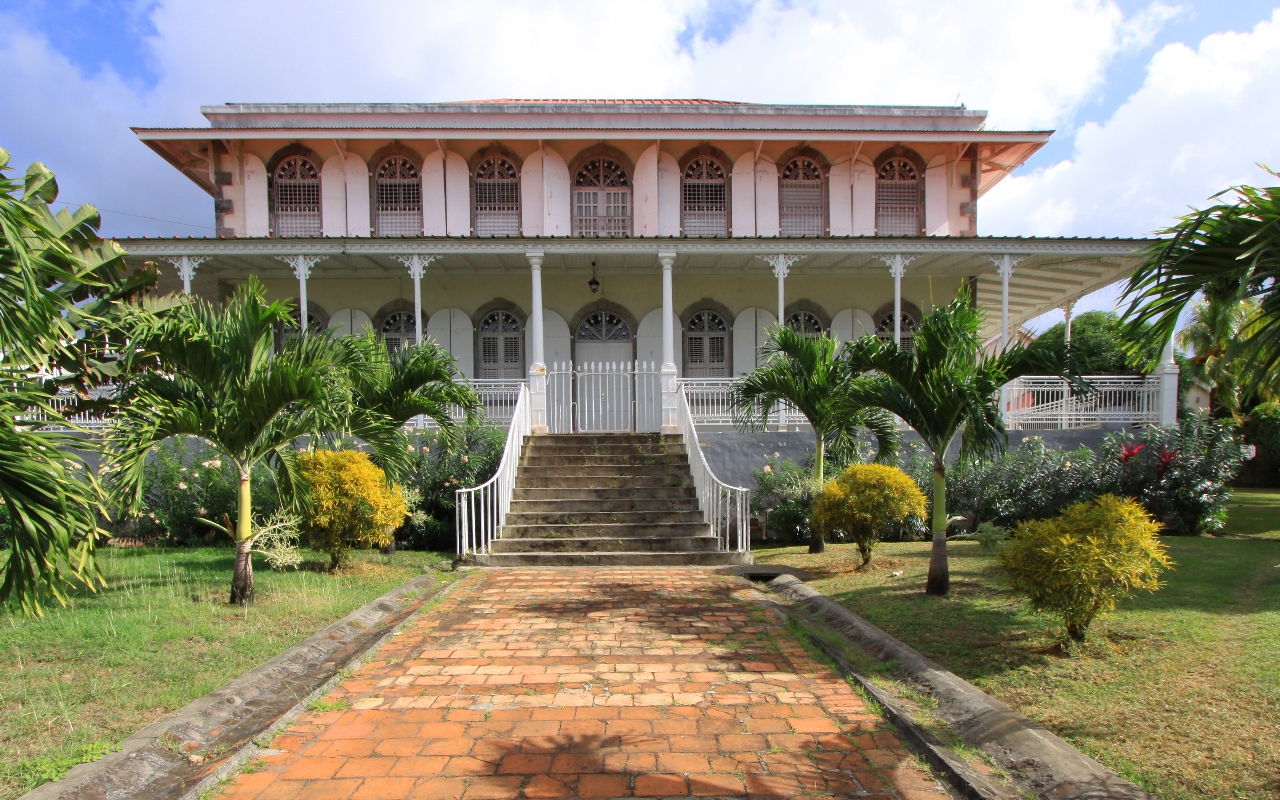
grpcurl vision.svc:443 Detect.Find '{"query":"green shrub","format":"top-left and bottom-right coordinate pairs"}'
top-left (999, 494), bottom-right (1172, 641)
top-left (946, 438), bottom-right (1096, 530)
top-left (297, 450), bottom-right (407, 568)
top-left (811, 464), bottom-right (927, 565)
top-left (397, 422), bottom-right (505, 551)
top-left (1238, 402), bottom-right (1280, 487)
top-left (750, 456), bottom-right (817, 545)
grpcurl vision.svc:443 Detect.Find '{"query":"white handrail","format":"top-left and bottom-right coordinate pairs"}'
top-left (676, 384), bottom-right (751, 555)
top-left (456, 382), bottom-right (531, 558)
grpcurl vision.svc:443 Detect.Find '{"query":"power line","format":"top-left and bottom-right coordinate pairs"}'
top-left (51, 200), bottom-right (214, 231)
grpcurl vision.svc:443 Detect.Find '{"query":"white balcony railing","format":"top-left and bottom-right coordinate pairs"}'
top-left (406, 379), bottom-right (525, 429)
top-left (678, 379), bottom-right (807, 429)
top-left (1005, 375), bottom-right (1160, 429)
top-left (456, 382), bottom-right (530, 558)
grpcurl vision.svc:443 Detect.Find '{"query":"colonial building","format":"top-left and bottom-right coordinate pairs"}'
top-left (123, 99), bottom-right (1166, 435)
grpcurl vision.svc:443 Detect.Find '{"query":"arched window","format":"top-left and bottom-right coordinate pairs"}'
top-left (787, 311), bottom-right (824, 338)
top-left (876, 310), bottom-right (919, 352)
top-left (474, 157), bottom-right (520, 237)
top-left (381, 311), bottom-right (416, 354)
top-left (576, 311), bottom-right (631, 342)
top-left (685, 311), bottom-right (728, 377)
top-left (272, 156), bottom-right (321, 237)
top-left (780, 158), bottom-right (824, 236)
top-left (876, 157), bottom-right (923, 236)
top-left (374, 157), bottom-right (422, 236)
top-left (682, 158), bottom-right (727, 237)
top-left (479, 311), bottom-right (522, 379)
top-left (572, 158), bottom-right (631, 237)
top-left (280, 309), bottom-right (323, 342)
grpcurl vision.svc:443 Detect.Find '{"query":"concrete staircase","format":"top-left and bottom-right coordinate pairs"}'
top-left (486, 433), bottom-right (747, 567)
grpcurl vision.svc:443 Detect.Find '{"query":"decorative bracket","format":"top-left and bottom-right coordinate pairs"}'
top-left (276, 255), bottom-right (325, 281)
top-left (163, 256), bottom-right (209, 287)
top-left (393, 254), bottom-right (440, 280)
top-left (990, 254), bottom-right (1022, 278)
top-left (758, 254), bottom-right (803, 279)
top-left (877, 253), bottom-right (915, 278)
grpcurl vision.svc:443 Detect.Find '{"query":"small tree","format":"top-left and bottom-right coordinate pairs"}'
top-left (999, 494), bottom-right (1172, 642)
top-left (297, 450), bottom-right (407, 569)
top-left (811, 464), bottom-right (926, 566)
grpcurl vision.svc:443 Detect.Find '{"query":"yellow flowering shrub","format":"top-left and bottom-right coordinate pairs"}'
top-left (811, 464), bottom-right (927, 565)
top-left (296, 450), bottom-right (408, 568)
top-left (999, 494), bottom-right (1172, 641)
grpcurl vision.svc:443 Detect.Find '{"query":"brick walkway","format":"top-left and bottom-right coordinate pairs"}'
top-left (218, 569), bottom-right (949, 800)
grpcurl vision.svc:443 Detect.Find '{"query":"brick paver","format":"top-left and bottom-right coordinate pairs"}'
top-left (216, 569), bottom-right (948, 799)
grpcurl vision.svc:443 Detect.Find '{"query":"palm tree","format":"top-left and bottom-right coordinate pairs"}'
top-left (729, 325), bottom-right (899, 553)
top-left (106, 279), bottom-right (405, 605)
top-left (1175, 296), bottom-right (1258, 420)
top-left (1123, 176), bottom-right (1280, 389)
top-left (843, 290), bottom-right (1053, 595)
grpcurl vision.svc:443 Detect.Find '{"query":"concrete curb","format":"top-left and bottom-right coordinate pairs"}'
top-left (768, 574), bottom-right (1157, 800)
top-left (23, 571), bottom-right (454, 800)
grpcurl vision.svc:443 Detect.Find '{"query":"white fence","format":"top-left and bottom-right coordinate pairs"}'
top-left (407, 379), bottom-right (524, 429)
top-left (546, 361), bottom-right (661, 433)
top-left (677, 384), bottom-right (751, 555)
top-left (1005, 375), bottom-right (1160, 429)
top-left (678, 379), bottom-right (806, 429)
top-left (17, 388), bottom-right (117, 432)
top-left (456, 382), bottom-right (531, 558)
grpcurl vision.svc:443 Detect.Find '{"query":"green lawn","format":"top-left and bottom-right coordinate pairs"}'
top-left (757, 498), bottom-right (1280, 800)
top-left (1224, 488), bottom-right (1280, 539)
top-left (0, 547), bottom-right (451, 799)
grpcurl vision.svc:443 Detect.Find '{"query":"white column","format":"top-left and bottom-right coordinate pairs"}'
top-left (165, 256), bottom-right (208, 294)
top-left (1157, 335), bottom-right (1179, 426)
top-left (990, 255), bottom-right (1022, 351)
top-left (757, 254), bottom-right (804, 431)
top-left (1063, 299), bottom-right (1075, 346)
top-left (659, 252), bottom-right (679, 433)
top-left (394, 255), bottom-right (440, 346)
top-left (526, 251), bottom-right (548, 434)
top-left (877, 254), bottom-right (914, 346)
top-left (276, 255), bottom-right (325, 333)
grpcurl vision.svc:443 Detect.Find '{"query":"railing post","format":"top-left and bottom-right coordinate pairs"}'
top-left (1156, 337), bottom-right (1179, 426)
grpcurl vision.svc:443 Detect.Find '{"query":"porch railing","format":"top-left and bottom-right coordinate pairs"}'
top-left (678, 379), bottom-right (806, 428)
top-left (405, 379), bottom-right (524, 429)
top-left (18, 388), bottom-right (117, 432)
top-left (1005, 375), bottom-right (1160, 429)
top-left (456, 382), bottom-right (530, 558)
top-left (676, 384), bottom-right (751, 555)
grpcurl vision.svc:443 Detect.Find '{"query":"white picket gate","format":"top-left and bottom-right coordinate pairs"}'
top-left (546, 361), bottom-right (661, 433)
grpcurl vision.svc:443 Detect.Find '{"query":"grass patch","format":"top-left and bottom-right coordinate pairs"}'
top-left (756, 504), bottom-right (1280, 800)
top-left (1223, 488), bottom-right (1280, 539)
top-left (0, 546), bottom-right (451, 799)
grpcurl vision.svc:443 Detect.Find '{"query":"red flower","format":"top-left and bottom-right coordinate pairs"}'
top-left (1119, 443), bottom-right (1145, 463)
top-left (1155, 447), bottom-right (1179, 476)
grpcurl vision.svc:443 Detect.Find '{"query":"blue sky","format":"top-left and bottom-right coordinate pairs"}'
top-left (2, 0), bottom-right (1280, 330)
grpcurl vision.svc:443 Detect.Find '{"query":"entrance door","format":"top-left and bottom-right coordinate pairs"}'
top-left (575, 311), bottom-right (633, 431)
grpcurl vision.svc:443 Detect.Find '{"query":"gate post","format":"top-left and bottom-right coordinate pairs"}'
top-left (1156, 335), bottom-right (1179, 426)
top-left (659, 252), bottom-right (679, 433)
top-left (527, 251), bottom-right (549, 434)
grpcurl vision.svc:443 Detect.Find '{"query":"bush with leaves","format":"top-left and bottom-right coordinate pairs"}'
top-left (297, 450), bottom-right (407, 568)
top-left (1097, 412), bottom-right (1245, 535)
top-left (946, 438), bottom-right (1097, 531)
top-left (811, 464), bottom-right (926, 566)
top-left (1237, 402), bottom-right (1280, 487)
top-left (396, 422), bottom-right (505, 551)
top-left (750, 456), bottom-right (817, 544)
top-left (999, 494), bottom-right (1172, 641)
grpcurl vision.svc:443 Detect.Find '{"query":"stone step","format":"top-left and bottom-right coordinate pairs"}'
top-left (509, 498), bottom-right (700, 513)
top-left (505, 510), bottom-right (705, 526)
top-left (519, 454), bottom-right (689, 467)
top-left (483, 551), bottom-right (750, 567)
top-left (527, 434), bottom-right (679, 447)
top-left (490, 535), bottom-right (720, 553)
top-left (513, 475), bottom-right (694, 490)
top-left (500, 522), bottom-right (711, 540)
top-left (512, 487), bottom-right (698, 501)
top-left (515, 464), bottom-right (690, 478)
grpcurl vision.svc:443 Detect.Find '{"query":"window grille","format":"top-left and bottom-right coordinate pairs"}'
top-left (786, 311), bottom-right (824, 338)
top-left (780, 158), bottom-right (824, 237)
top-left (685, 311), bottom-right (728, 377)
top-left (682, 158), bottom-right (727, 237)
top-left (876, 157), bottom-right (923, 236)
top-left (272, 156), bottom-right (321, 237)
top-left (474, 157), bottom-right (520, 237)
top-left (375, 157), bottom-right (422, 236)
top-left (381, 311), bottom-right (416, 354)
top-left (572, 158), bottom-right (631, 237)
top-left (576, 311), bottom-right (631, 341)
top-left (280, 310), bottom-right (323, 341)
top-left (479, 310), bottom-right (523, 378)
top-left (876, 311), bottom-right (919, 352)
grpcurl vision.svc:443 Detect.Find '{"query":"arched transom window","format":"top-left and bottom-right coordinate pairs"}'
top-left (682, 158), bottom-right (727, 237)
top-left (576, 311), bottom-right (632, 342)
top-left (381, 311), bottom-right (416, 354)
top-left (786, 311), bottom-right (824, 338)
top-left (685, 311), bottom-right (728, 377)
top-left (479, 311), bottom-right (523, 379)
top-left (876, 310), bottom-right (919, 352)
top-left (374, 157), bottom-right (422, 236)
top-left (780, 158), bottom-right (824, 237)
top-left (876, 157), bottom-right (924, 236)
top-left (272, 156), bottom-right (321, 237)
top-left (280, 309), bottom-right (323, 341)
top-left (573, 158), bottom-right (631, 237)
top-left (474, 157), bottom-right (520, 237)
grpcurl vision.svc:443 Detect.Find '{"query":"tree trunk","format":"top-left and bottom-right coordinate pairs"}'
top-left (809, 437), bottom-right (826, 554)
top-left (230, 471), bottom-right (254, 606)
top-left (925, 462), bottom-right (949, 596)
